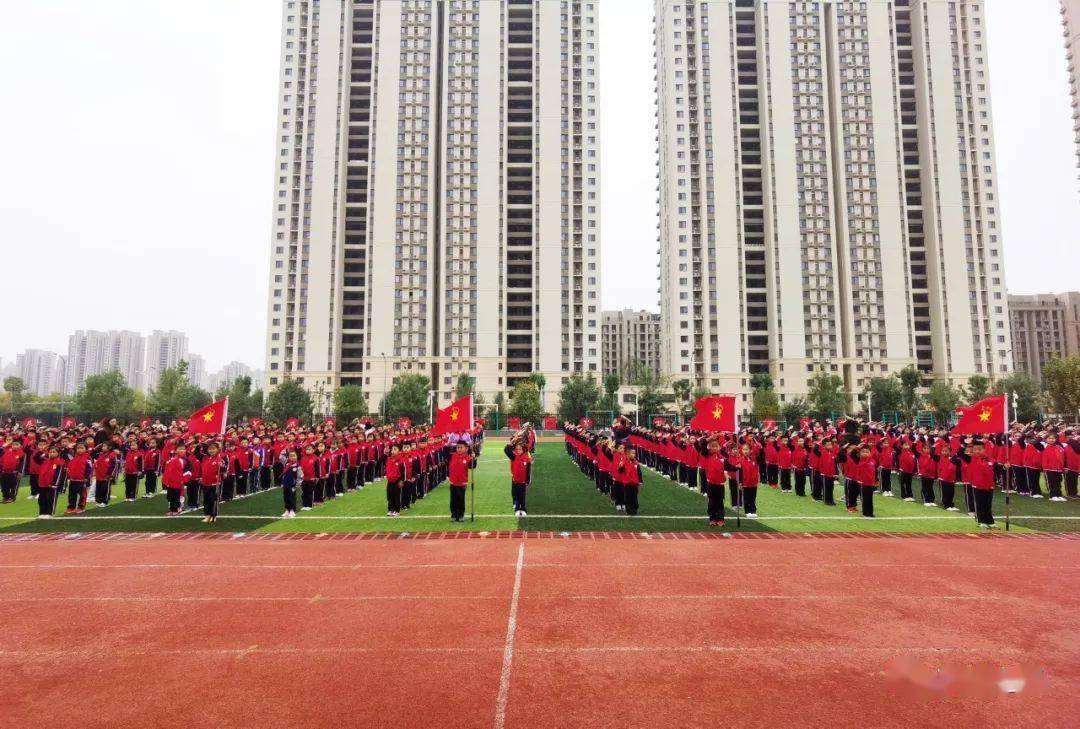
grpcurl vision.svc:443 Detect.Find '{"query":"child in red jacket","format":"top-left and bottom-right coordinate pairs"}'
top-left (447, 442), bottom-right (474, 523)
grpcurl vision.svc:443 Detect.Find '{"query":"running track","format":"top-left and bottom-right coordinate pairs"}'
top-left (1, 534), bottom-right (1077, 728)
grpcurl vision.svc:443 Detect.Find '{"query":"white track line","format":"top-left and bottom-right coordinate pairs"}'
top-left (0, 514), bottom-right (1076, 521)
top-left (494, 543), bottom-right (525, 729)
top-left (0, 562), bottom-right (1074, 570)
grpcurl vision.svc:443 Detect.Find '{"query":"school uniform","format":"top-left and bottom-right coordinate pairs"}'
top-left (918, 450), bottom-right (938, 505)
top-left (698, 448), bottom-right (727, 524)
top-left (738, 455), bottom-right (761, 516)
top-left (816, 447), bottom-right (839, 506)
top-left (791, 444), bottom-right (808, 497)
top-left (447, 451), bottom-right (473, 521)
top-left (280, 461), bottom-right (301, 514)
top-left (962, 451), bottom-right (996, 527)
top-left (937, 455), bottom-right (962, 511)
top-left (122, 448), bottom-right (142, 501)
top-left (897, 449), bottom-right (917, 501)
top-left (92, 451), bottom-right (119, 506)
top-left (36, 456), bottom-right (66, 516)
top-left (505, 445), bottom-right (533, 514)
top-left (1042, 443), bottom-right (1066, 500)
top-left (385, 454), bottom-right (403, 514)
top-left (142, 448), bottom-right (161, 496)
top-left (777, 445), bottom-right (793, 492)
top-left (299, 454), bottom-right (319, 510)
top-left (1066, 440), bottom-right (1080, 499)
top-left (65, 454), bottom-right (93, 512)
top-left (162, 454), bottom-right (191, 515)
top-left (0, 447), bottom-right (26, 502)
top-left (1023, 441), bottom-right (1044, 497)
top-left (199, 453), bottom-right (228, 520)
top-left (618, 456), bottom-right (643, 516)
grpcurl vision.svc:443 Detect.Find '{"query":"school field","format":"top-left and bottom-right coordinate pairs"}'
top-left (1, 440), bottom-right (1078, 535)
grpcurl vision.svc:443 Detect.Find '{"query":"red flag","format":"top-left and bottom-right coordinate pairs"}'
top-left (250, 417), bottom-right (263, 430)
top-left (543, 416), bottom-right (557, 430)
top-left (139, 417), bottom-right (152, 428)
top-left (396, 416), bottom-right (412, 429)
top-left (952, 394), bottom-right (1007, 436)
top-left (763, 419), bottom-right (776, 430)
top-left (579, 417), bottom-right (594, 429)
top-left (689, 395), bottom-right (737, 433)
top-left (508, 417), bottom-right (521, 430)
top-left (187, 398), bottom-right (228, 435)
top-left (21, 417), bottom-right (36, 429)
top-left (284, 417), bottom-right (300, 430)
top-left (432, 395), bottom-right (473, 436)
top-left (799, 417), bottom-right (811, 430)
top-left (323, 416), bottom-right (336, 428)
top-left (652, 416), bottom-right (666, 427)
top-left (61, 417), bottom-right (76, 429)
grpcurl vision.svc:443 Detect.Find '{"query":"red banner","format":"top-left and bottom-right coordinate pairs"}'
top-left (953, 394), bottom-right (1008, 435)
top-left (397, 417), bottom-right (412, 429)
top-left (21, 417), bottom-right (36, 429)
top-left (250, 417), bottom-right (263, 430)
top-left (652, 416), bottom-right (666, 427)
top-left (285, 417), bottom-right (300, 430)
top-left (139, 417), bottom-right (152, 428)
top-left (323, 416), bottom-right (337, 428)
top-left (542, 416), bottom-right (557, 430)
top-left (579, 417), bottom-right (594, 429)
top-left (508, 417), bottom-right (521, 430)
top-left (762, 419), bottom-right (776, 430)
top-left (61, 417), bottom-right (76, 429)
top-left (799, 417), bottom-right (811, 430)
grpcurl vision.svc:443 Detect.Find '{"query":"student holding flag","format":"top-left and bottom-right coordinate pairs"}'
top-left (688, 394), bottom-right (737, 521)
top-left (431, 394), bottom-right (475, 522)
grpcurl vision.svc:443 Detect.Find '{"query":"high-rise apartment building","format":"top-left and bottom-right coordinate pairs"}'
top-left (145, 330), bottom-right (189, 393)
top-left (14, 350), bottom-right (65, 397)
top-left (1008, 292), bottom-right (1080, 381)
top-left (601, 309), bottom-right (662, 381)
top-left (654, 0), bottom-right (1011, 407)
top-left (1065, 0), bottom-right (1080, 167)
top-left (263, 0), bottom-right (601, 411)
top-left (65, 330), bottom-right (146, 394)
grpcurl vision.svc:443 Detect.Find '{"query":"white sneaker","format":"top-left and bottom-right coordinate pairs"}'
top-left (882, 492), bottom-right (893, 497)
top-left (301, 507), bottom-right (311, 511)
top-left (27, 495), bottom-right (36, 500)
top-left (521, 511), bottom-right (527, 517)
top-left (946, 507), bottom-right (960, 512)
top-left (1051, 496), bottom-right (1066, 502)
top-left (979, 523), bottom-right (989, 529)
top-left (97, 502), bottom-right (107, 508)
top-left (925, 502), bottom-right (937, 507)
top-left (282, 511), bottom-right (291, 518)
top-left (968, 512), bottom-right (976, 517)
top-left (1031, 494), bottom-right (1043, 499)
top-left (903, 497), bottom-right (915, 502)
top-left (746, 513), bottom-right (757, 518)
top-left (37, 514), bottom-right (51, 520)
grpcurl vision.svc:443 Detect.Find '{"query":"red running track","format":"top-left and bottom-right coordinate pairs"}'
top-left (0, 536), bottom-right (1077, 728)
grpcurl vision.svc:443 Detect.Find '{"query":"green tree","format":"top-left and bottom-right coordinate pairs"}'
top-left (453, 373), bottom-right (476, 400)
top-left (2, 377), bottom-right (28, 410)
top-left (333, 384), bottom-right (368, 423)
top-left (864, 376), bottom-right (904, 417)
top-left (601, 372), bottom-right (621, 415)
top-left (631, 360), bottom-right (667, 420)
top-left (898, 365), bottom-right (923, 420)
top-left (964, 374), bottom-right (991, 404)
top-left (148, 363), bottom-right (210, 421)
top-left (525, 372), bottom-right (546, 392)
top-left (219, 375), bottom-right (261, 420)
top-left (489, 391), bottom-right (506, 428)
top-left (508, 381), bottom-right (545, 424)
top-left (670, 378), bottom-right (691, 420)
top-left (556, 374), bottom-right (602, 423)
top-left (75, 371), bottom-right (137, 421)
top-left (752, 387), bottom-right (780, 420)
top-left (925, 381), bottom-right (963, 426)
top-left (780, 396), bottom-right (809, 424)
top-left (749, 373), bottom-right (774, 391)
top-left (1042, 355), bottom-right (1080, 416)
top-left (993, 372), bottom-right (1042, 423)
top-left (266, 379), bottom-right (313, 424)
top-left (807, 369), bottom-right (847, 418)
top-left (383, 374), bottom-right (431, 425)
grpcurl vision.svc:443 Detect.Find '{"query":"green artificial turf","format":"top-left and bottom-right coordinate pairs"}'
top-left (1, 441), bottom-right (1077, 534)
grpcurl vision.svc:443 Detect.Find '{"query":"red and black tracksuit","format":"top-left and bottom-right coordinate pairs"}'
top-left (504, 444), bottom-right (533, 513)
top-left (0, 447), bottom-right (26, 502)
top-left (162, 455), bottom-right (191, 514)
top-left (447, 452), bottom-right (473, 520)
top-left (65, 454), bottom-right (93, 512)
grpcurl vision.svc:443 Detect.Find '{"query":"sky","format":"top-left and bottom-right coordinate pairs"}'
top-left (1, 0), bottom-right (1078, 373)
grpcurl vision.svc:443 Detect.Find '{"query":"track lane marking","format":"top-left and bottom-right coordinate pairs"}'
top-left (494, 543), bottom-right (525, 729)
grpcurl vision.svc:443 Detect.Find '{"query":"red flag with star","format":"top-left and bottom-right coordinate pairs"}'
top-left (431, 395), bottom-right (473, 435)
top-left (689, 395), bottom-right (736, 433)
top-left (187, 398), bottom-right (229, 435)
top-left (952, 394), bottom-right (1007, 435)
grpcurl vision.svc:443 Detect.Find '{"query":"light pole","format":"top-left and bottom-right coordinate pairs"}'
top-left (380, 352), bottom-right (388, 423)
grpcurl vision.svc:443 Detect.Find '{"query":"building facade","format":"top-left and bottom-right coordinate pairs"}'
top-left (263, 0), bottom-right (601, 412)
top-left (14, 350), bottom-right (65, 397)
top-left (65, 330), bottom-right (146, 394)
top-left (1065, 0), bottom-right (1080, 167)
top-left (145, 330), bottom-right (189, 393)
top-left (1009, 292), bottom-right (1080, 381)
top-left (654, 0), bottom-right (1012, 410)
top-left (601, 309), bottom-right (661, 381)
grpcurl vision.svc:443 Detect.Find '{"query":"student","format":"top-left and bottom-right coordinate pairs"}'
top-left (918, 441), bottom-right (939, 507)
top-left (738, 443), bottom-right (761, 518)
top-left (843, 443), bottom-right (877, 518)
top-left (0, 440), bottom-right (25, 503)
top-left (1042, 432), bottom-right (1066, 502)
top-left (816, 439), bottom-right (839, 506)
top-left (777, 436), bottom-right (793, 493)
top-left (1066, 433), bottom-right (1080, 499)
top-left (876, 437), bottom-right (896, 497)
top-left (33, 446), bottom-right (65, 519)
top-left (698, 438), bottom-right (727, 527)
top-left (791, 436), bottom-right (808, 498)
top-left (961, 439), bottom-right (997, 528)
top-left (280, 450), bottom-right (301, 518)
top-left (299, 445), bottom-right (319, 511)
top-left (504, 437), bottom-right (533, 517)
top-left (1023, 435), bottom-right (1044, 498)
top-left (385, 444), bottom-right (403, 517)
top-left (92, 443), bottom-right (119, 507)
top-left (122, 438), bottom-right (143, 502)
top-left (64, 443), bottom-right (94, 514)
top-left (142, 439), bottom-right (161, 498)
top-left (199, 442), bottom-right (227, 524)
top-left (162, 443), bottom-right (192, 516)
top-left (618, 448), bottom-right (643, 516)
top-left (897, 440), bottom-right (917, 501)
top-left (27, 441), bottom-right (45, 499)
top-left (447, 441), bottom-right (474, 522)
top-left (937, 442), bottom-right (962, 512)
top-left (184, 440), bottom-right (202, 511)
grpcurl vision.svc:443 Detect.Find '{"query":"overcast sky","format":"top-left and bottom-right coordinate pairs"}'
top-left (2, 0), bottom-right (1077, 373)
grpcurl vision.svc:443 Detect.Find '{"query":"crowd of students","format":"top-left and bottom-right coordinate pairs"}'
top-left (564, 416), bottom-right (1080, 529)
top-left (0, 417), bottom-right (488, 523)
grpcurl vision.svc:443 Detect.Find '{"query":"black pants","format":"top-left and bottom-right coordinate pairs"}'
top-left (347, 467), bottom-right (359, 491)
top-left (822, 476), bottom-right (835, 505)
top-left (921, 477), bottom-right (936, 504)
top-left (1014, 467), bottom-right (1030, 494)
top-left (1027, 468), bottom-right (1042, 496)
top-left (166, 488), bottom-right (183, 513)
top-left (899, 473), bottom-right (914, 500)
top-left (144, 471), bottom-right (158, 495)
top-left (1067, 471), bottom-right (1078, 498)
top-left (742, 487), bottom-right (757, 514)
top-left (728, 479), bottom-right (741, 508)
top-left (844, 479), bottom-right (859, 509)
top-left (202, 485), bottom-right (218, 518)
top-left (766, 464), bottom-right (779, 486)
top-left (185, 481), bottom-right (200, 509)
top-left (235, 471), bottom-right (249, 496)
top-left (1, 473), bottom-right (19, 501)
top-left (794, 470), bottom-right (806, 497)
top-left (779, 468), bottom-right (792, 492)
top-left (66, 482), bottom-right (88, 510)
top-left (624, 485), bottom-right (640, 515)
top-left (612, 481), bottom-right (624, 507)
top-left (387, 481), bottom-right (400, 513)
top-left (860, 486), bottom-right (875, 517)
top-left (941, 481), bottom-right (956, 510)
top-left (222, 475), bottom-right (235, 501)
top-left (706, 482), bottom-right (724, 522)
top-left (38, 487), bottom-right (56, 516)
top-left (450, 485), bottom-right (466, 520)
top-left (301, 481), bottom-right (316, 508)
top-left (124, 474), bottom-right (140, 500)
top-left (811, 471), bottom-right (822, 501)
top-left (282, 485), bottom-right (297, 513)
top-left (880, 469), bottom-right (893, 494)
top-left (511, 482), bottom-right (527, 512)
top-left (974, 488), bottom-right (994, 525)
top-left (29, 474), bottom-right (39, 497)
top-left (1046, 471), bottom-right (1063, 498)
top-left (96, 479), bottom-right (114, 505)
top-left (964, 484), bottom-right (976, 513)
top-left (260, 466), bottom-right (273, 491)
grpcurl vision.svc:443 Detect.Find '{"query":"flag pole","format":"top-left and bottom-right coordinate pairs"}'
top-left (470, 391), bottom-right (476, 523)
top-left (1003, 393), bottom-right (1010, 532)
